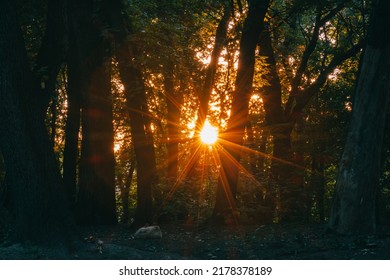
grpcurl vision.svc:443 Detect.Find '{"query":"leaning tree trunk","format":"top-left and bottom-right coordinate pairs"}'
top-left (185, 5), bottom-right (230, 180)
top-left (195, 5), bottom-right (231, 132)
top-left (328, 0), bottom-right (390, 234)
top-left (0, 0), bottom-right (74, 246)
top-left (213, 0), bottom-right (270, 222)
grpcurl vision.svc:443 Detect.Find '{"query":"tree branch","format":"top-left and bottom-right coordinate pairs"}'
top-left (288, 40), bottom-right (364, 123)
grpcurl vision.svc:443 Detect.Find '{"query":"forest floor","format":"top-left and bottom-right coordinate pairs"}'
top-left (1, 222), bottom-right (390, 260)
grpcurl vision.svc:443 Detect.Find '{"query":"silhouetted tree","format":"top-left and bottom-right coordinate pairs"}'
top-left (73, 0), bottom-right (117, 225)
top-left (0, 0), bottom-right (74, 245)
top-left (213, 0), bottom-right (270, 222)
top-left (329, 0), bottom-right (390, 234)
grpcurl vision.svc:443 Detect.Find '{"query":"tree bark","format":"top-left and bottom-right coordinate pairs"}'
top-left (257, 24), bottom-right (284, 221)
top-left (258, 25), bottom-right (284, 126)
top-left (0, 0), bottom-right (74, 246)
top-left (328, 0), bottom-right (390, 234)
top-left (33, 0), bottom-right (67, 114)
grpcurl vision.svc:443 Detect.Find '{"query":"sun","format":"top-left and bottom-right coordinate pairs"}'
top-left (200, 120), bottom-right (218, 145)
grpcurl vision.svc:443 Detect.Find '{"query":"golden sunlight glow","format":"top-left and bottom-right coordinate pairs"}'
top-left (200, 120), bottom-right (218, 145)
top-left (114, 143), bottom-right (121, 152)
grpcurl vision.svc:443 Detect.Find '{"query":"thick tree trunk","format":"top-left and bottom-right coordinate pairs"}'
top-left (329, 0), bottom-right (390, 234)
top-left (213, 0), bottom-right (270, 221)
top-left (258, 25), bottom-right (284, 126)
top-left (0, 1), bottom-right (74, 246)
top-left (118, 62), bottom-right (157, 226)
top-left (257, 25), bottom-right (285, 222)
top-left (73, 0), bottom-right (117, 225)
top-left (33, 0), bottom-right (66, 114)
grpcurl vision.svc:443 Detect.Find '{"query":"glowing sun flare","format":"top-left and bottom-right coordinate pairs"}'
top-left (200, 121), bottom-right (218, 145)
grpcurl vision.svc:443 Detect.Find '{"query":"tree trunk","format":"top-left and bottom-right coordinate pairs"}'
top-left (63, 3), bottom-right (82, 210)
top-left (195, 5), bottom-right (231, 132)
top-left (328, 0), bottom-right (390, 234)
top-left (119, 62), bottom-right (157, 227)
top-left (258, 25), bottom-right (284, 126)
top-left (213, 0), bottom-right (270, 221)
top-left (74, 0), bottom-right (117, 225)
top-left (121, 158), bottom-right (136, 224)
top-left (257, 24), bottom-right (285, 222)
top-left (0, 0), bottom-right (74, 246)
top-left (185, 5), bottom-right (231, 180)
top-left (33, 0), bottom-right (67, 114)
top-left (163, 59), bottom-right (181, 181)
top-left (257, 6), bottom-right (362, 223)
top-left (107, 0), bottom-right (158, 226)
top-left (311, 146), bottom-right (325, 222)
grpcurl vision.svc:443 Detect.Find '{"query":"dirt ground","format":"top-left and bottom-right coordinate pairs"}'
top-left (1, 223), bottom-right (390, 260)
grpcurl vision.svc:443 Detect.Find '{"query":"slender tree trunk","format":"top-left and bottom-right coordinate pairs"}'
top-left (329, 0), bottom-right (390, 234)
top-left (195, 5), bottom-right (231, 132)
top-left (107, 0), bottom-right (158, 226)
top-left (74, 0), bottom-right (117, 225)
top-left (156, 0), bottom-right (184, 182)
top-left (163, 60), bottom-right (181, 181)
top-left (0, 0), bottom-right (74, 246)
top-left (63, 5), bottom-right (82, 210)
top-left (185, 5), bottom-right (231, 180)
top-left (311, 146), bottom-right (325, 222)
top-left (121, 158), bottom-right (136, 224)
top-left (49, 97), bottom-right (57, 147)
top-left (213, 0), bottom-right (270, 221)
